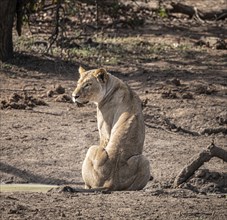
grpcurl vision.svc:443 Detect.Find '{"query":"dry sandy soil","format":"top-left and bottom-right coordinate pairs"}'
top-left (1, 1), bottom-right (227, 219)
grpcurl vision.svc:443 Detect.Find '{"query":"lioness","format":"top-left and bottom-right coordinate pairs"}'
top-left (72, 67), bottom-right (151, 190)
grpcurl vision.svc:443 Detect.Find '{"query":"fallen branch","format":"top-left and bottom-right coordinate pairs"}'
top-left (169, 2), bottom-right (227, 21)
top-left (174, 143), bottom-right (227, 187)
top-left (170, 2), bottom-right (200, 19)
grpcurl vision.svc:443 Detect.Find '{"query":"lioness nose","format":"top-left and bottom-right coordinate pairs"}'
top-left (72, 94), bottom-right (79, 103)
top-left (73, 95), bottom-right (79, 99)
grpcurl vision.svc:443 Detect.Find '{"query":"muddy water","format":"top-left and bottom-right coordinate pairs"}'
top-left (0, 184), bottom-right (58, 192)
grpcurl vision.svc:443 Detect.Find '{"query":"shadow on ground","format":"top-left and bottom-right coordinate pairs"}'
top-left (0, 162), bottom-right (83, 185)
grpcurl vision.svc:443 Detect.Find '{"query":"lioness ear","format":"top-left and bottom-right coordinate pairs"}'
top-left (93, 68), bottom-right (108, 83)
top-left (79, 66), bottom-right (86, 77)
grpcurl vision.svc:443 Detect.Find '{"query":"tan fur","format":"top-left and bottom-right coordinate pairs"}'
top-left (72, 67), bottom-right (151, 190)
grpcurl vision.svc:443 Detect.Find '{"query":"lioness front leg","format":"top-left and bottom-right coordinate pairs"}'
top-left (82, 145), bottom-right (112, 189)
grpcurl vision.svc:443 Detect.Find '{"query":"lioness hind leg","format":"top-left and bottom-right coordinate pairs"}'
top-left (82, 145), bottom-right (111, 189)
top-left (125, 155), bottom-right (151, 190)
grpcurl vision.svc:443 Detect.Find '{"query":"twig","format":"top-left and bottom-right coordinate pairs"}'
top-left (30, 110), bottom-right (63, 116)
top-left (164, 118), bottom-right (200, 136)
top-left (0, 88), bottom-right (44, 92)
top-left (145, 122), bottom-right (178, 135)
top-left (95, 0), bottom-right (99, 27)
top-left (216, 12), bottom-right (227, 21)
top-left (46, 0), bottom-right (62, 53)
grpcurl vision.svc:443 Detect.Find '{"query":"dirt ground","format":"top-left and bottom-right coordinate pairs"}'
top-left (1, 1), bottom-right (227, 219)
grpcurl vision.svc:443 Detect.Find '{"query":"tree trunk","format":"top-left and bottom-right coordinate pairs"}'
top-left (0, 0), bottom-right (17, 62)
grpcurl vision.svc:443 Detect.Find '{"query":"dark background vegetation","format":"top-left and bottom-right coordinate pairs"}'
top-left (0, 0), bottom-right (226, 62)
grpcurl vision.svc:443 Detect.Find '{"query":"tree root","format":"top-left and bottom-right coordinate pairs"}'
top-left (174, 143), bottom-right (227, 187)
top-left (163, 119), bottom-right (226, 136)
top-left (201, 127), bottom-right (227, 135)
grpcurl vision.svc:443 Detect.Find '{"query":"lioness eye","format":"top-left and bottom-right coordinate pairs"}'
top-left (84, 83), bottom-right (91, 88)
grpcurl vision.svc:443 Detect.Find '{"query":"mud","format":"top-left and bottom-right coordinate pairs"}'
top-left (0, 1), bottom-right (227, 219)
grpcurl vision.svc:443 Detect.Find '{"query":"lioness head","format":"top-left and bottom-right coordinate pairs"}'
top-left (72, 67), bottom-right (109, 104)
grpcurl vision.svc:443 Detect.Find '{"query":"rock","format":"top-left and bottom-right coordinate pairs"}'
top-left (9, 93), bottom-right (22, 102)
top-left (161, 90), bottom-right (178, 99)
top-left (55, 94), bottom-right (73, 103)
top-left (47, 90), bottom-right (54, 97)
top-left (215, 39), bottom-right (227, 50)
top-left (1, 93), bottom-right (47, 110)
top-left (170, 78), bottom-right (181, 86)
top-left (182, 92), bottom-right (193, 99)
top-left (194, 84), bottom-right (216, 95)
top-left (142, 98), bottom-right (149, 108)
top-left (55, 84), bottom-right (65, 94)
